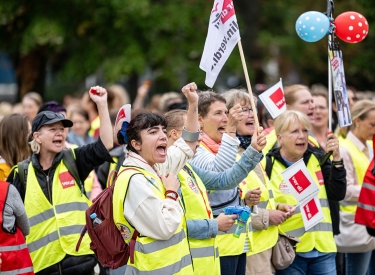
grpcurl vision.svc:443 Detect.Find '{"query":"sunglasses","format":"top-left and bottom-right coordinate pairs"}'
top-left (42, 112), bottom-right (65, 119)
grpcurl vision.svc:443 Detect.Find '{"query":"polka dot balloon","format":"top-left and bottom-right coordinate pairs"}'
top-left (296, 11), bottom-right (330, 42)
top-left (334, 11), bottom-right (369, 43)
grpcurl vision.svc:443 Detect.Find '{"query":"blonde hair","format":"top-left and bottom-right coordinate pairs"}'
top-left (23, 92), bottom-right (43, 107)
top-left (29, 138), bottom-right (40, 154)
top-left (336, 99), bottom-right (375, 138)
top-left (222, 88), bottom-right (257, 110)
top-left (285, 84), bottom-right (310, 106)
top-left (274, 110), bottom-right (311, 136)
top-left (164, 109), bottom-right (187, 135)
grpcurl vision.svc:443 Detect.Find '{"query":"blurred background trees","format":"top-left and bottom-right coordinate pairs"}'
top-left (0, 0), bottom-right (374, 103)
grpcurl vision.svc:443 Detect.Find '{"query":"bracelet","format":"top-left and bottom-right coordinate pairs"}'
top-left (332, 158), bottom-right (344, 166)
top-left (165, 190), bottom-right (179, 201)
top-left (182, 127), bottom-right (200, 142)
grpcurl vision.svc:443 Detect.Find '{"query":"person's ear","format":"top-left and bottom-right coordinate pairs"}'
top-left (198, 114), bottom-right (204, 127)
top-left (267, 119), bottom-right (274, 128)
top-left (131, 139), bottom-right (142, 151)
top-left (286, 104), bottom-right (291, 110)
top-left (277, 134), bottom-right (282, 146)
top-left (169, 129), bottom-right (179, 141)
top-left (33, 131), bottom-right (41, 144)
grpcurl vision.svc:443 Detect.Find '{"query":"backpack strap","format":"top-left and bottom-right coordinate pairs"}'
top-left (265, 155), bottom-right (274, 179)
top-left (17, 159), bottom-right (30, 187)
top-left (62, 149), bottom-right (85, 195)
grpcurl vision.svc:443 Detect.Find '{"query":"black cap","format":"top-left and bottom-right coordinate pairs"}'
top-left (32, 111), bottom-right (73, 134)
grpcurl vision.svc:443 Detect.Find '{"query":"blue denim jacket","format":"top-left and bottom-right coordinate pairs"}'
top-left (184, 145), bottom-right (263, 239)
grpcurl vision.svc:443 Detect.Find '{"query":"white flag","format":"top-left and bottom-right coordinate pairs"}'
top-left (300, 196), bottom-right (324, 231)
top-left (114, 104), bottom-right (131, 137)
top-left (281, 159), bottom-right (320, 204)
top-left (258, 79), bottom-right (286, 119)
top-left (200, 0), bottom-right (241, 88)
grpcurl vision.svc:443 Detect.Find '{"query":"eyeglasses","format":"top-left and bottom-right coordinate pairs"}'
top-left (242, 106), bottom-right (253, 115)
top-left (43, 112), bottom-right (65, 119)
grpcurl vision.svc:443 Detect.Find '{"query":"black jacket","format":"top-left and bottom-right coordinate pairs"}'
top-left (7, 138), bottom-right (113, 275)
top-left (96, 145), bottom-right (125, 190)
top-left (266, 144), bottom-right (347, 235)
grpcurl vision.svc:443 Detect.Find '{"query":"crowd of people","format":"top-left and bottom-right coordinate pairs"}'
top-left (0, 81), bottom-right (375, 275)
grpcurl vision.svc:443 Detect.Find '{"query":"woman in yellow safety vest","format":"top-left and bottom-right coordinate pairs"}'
top-left (112, 83), bottom-right (202, 275)
top-left (335, 100), bottom-right (375, 275)
top-left (7, 86), bottom-right (114, 275)
top-left (164, 107), bottom-right (266, 275)
top-left (223, 89), bottom-right (295, 275)
top-left (265, 110), bottom-right (346, 275)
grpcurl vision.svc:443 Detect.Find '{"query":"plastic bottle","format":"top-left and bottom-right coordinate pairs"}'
top-left (90, 213), bottom-right (102, 227)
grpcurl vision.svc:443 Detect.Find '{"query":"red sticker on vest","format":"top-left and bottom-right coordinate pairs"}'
top-left (59, 171), bottom-right (75, 189)
top-left (303, 198), bottom-right (319, 220)
top-left (289, 169), bottom-right (311, 194)
top-left (315, 170), bottom-right (324, 185)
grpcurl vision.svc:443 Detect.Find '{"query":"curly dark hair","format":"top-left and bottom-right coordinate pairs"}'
top-left (120, 112), bottom-right (167, 153)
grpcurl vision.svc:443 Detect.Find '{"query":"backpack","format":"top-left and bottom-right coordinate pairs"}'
top-left (76, 168), bottom-right (139, 269)
top-left (17, 149), bottom-right (85, 195)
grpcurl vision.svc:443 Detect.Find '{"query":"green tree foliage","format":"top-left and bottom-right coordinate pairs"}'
top-left (0, 0), bottom-right (374, 100)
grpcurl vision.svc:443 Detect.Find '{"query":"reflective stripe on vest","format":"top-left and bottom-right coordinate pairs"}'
top-left (339, 136), bottom-right (370, 215)
top-left (1, 266), bottom-right (34, 275)
top-left (125, 254), bottom-right (193, 275)
top-left (178, 164), bottom-right (220, 275)
top-left (24, 158), bottom-right (93, 273)
top-left (0, 181), bottom-right (34, 274)
top-left (245, 166), bottom-right (279, 255)
top-left (199, 145), bottom-right (253, 256)
top-left (267, 154), bottom-right (336, 253)
top-left (113, 167), bottom-right (194, 274)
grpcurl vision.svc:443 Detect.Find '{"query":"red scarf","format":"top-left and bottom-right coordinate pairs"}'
top-left (201, 133), bottom-right (221, 155)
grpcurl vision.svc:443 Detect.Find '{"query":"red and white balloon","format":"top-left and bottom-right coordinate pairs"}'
top-left (334, 11), bottom-right (369, 43)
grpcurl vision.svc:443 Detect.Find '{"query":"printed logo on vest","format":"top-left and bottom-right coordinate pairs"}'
top-left (303, 198), bottom-right (319, 220)
top-left (188, 177), bottom-right (200, 194)
top-left (289, 169), bottom-right (311, 194)
top-left (116, 223), bottom-right (131, 240)
top-left (315, 170), bottom-right (324, 185)
top-left (59, 171), bottom-right (75, 189)
top-left (269, 87), bottom-right (285, 109)
top-left (279, 181), bottom-right (290, 194)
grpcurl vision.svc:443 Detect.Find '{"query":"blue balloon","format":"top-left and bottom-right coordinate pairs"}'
top-left (295, 11), bottom-right (330, 42)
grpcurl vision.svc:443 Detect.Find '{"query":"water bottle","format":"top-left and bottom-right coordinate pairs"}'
top-left (90, 213), bottom-right (102, 227)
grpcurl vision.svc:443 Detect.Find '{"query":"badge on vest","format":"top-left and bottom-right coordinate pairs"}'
top-left (116, 223), bottom-right (131, 240)
top-left (315, 170), bottom-right (324, 185)
top-left (59, 171), bottom-right (75, 189)
top-left (279, 181), bottom-right (290, 194)
top-left (187, 177), bottom-right (199, 194)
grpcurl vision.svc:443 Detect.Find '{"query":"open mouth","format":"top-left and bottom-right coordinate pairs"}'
top-left (156, 144), bottom-right (167, 155)
top-left (307, 112), bottom-right (314, 120)
top-left (53, 140), bottom-right (63, 146)
top-left (245, 121), bottom-right (254, 127)
top-left (218, 127), bottom-right (226, 134)
top-left (295, 142), bottom-right (305, 148)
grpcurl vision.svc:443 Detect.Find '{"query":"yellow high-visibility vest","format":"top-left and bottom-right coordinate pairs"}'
top-left (178, 163), bottom-right (220, 275)
top-left (22, 159), bottom-right (92, 273)
top-left (246, 165), bottom-right (279, 255)
top-left (113, 166), bottom-right (194, 275)
top-left (338, 136), bottom-right (370, 214)
top-left (267, 154), bottom-right (336, 253)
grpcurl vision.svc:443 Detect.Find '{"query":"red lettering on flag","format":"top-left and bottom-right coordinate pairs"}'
top-left (289, 169), bottom-right (311, 194)
top-left (269, 88), bottom-right (285, 109)
top-left (220, 0), bottom-right (235, 24)
top-left (59, 171), bottom-right (75, 189)
top-left (315, 170), bottom-right (324, 185)
top-left (303, 198), bottom-right (319, 220)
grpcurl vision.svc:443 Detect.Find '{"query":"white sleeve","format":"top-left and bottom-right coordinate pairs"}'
top-left (124, 174), bottom-right (182, 240)
top-left (156, 137), bottom-right (194, 175)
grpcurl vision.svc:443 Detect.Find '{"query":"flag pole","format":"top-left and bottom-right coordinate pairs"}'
top-left (237, 40), bottom-right (260, 128)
